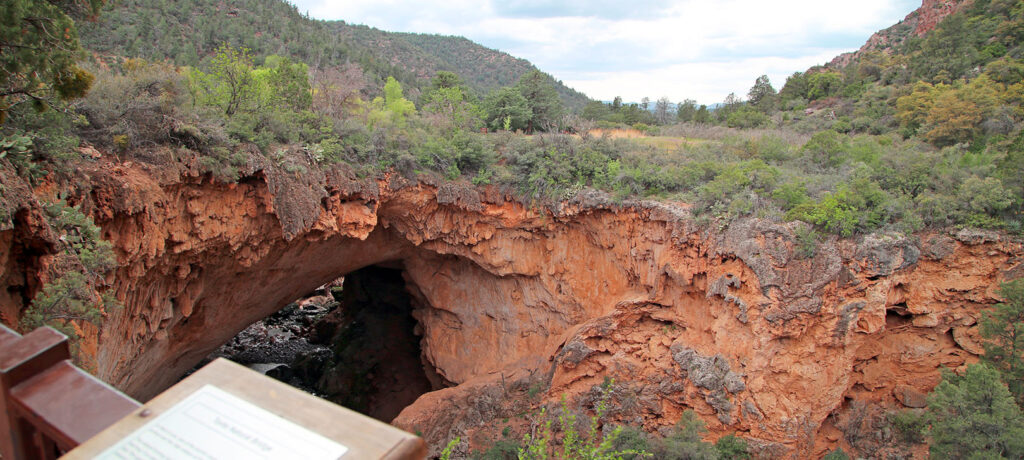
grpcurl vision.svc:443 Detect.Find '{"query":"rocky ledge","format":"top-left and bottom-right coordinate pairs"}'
top-left (0, 155), bottom-right (1020, 457)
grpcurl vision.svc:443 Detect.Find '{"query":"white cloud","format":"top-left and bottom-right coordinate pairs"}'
top-left (289, 0), bottom-right (920, 104)
top-left (566, 52), bottom-right (847, 104)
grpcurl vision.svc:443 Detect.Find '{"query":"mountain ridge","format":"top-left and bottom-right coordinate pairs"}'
top-left (78, 0), bottom-right (590, 109)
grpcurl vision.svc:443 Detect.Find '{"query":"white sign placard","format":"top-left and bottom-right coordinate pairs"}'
top-left (96, 385), bottom-right (349, 460)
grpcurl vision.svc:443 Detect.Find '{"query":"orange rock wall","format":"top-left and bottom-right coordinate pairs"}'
top-left (2, 160), bottom-right (1019, 458)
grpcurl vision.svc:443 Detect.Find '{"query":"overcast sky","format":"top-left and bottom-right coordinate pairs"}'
top-left (288, 0), bottom-right (920, 105)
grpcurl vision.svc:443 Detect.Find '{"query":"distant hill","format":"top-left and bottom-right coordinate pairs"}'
top-left (78, 0), bottom-right (590, 110)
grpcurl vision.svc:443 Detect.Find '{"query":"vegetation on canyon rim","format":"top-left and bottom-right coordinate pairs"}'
top-left (5, 0), bottom-right (1024, 237)
top-left (3, 0), bottom-right (1024, 457)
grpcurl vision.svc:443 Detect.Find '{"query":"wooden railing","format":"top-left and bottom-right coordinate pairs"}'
top-left (0, 325), bottom-right (140, 459)
top-left (1, 325), bottom-right (427, 459)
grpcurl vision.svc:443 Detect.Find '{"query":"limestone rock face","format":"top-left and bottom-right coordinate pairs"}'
top-left (0, 158), bottom-right (1020, 458)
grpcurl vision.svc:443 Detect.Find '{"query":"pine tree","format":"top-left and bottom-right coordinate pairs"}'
top-left (516, 70), bottom-right (563, 133)
top-left (0, 0), bottom-right (103, 122)
top-left (981, 278), bottom-right (1024, 404)
top-left (926, 363), bottom-right (1024, 458)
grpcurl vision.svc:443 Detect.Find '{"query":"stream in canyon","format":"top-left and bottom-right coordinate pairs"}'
top-left (191, 265), bottom-right (445, 422)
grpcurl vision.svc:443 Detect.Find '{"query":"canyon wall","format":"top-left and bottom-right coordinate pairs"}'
top-left (1, 157), bottom-right (1020, 457)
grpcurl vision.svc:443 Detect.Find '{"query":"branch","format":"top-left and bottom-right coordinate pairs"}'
top-left (0, 89), bottom-right (46, 100)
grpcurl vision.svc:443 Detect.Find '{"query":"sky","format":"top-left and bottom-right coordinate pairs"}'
top-left (288, 0), bottom-right (921, 105)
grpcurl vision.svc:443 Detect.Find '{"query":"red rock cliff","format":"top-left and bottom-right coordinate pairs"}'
top-left (829, 0), bottom-right (970, 68)
top-left (0, 157), bottom-right (1019, 458)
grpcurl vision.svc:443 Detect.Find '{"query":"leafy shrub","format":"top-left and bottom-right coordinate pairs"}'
top-left (713, 434), bottom-right (750, 460)
top-left (787, 167), bottom-right (890, 236)
top-left (517, 383), bottom-right (649, 460)
top-left (653, 410), bottom-right (718, 460)
top-left (800, 130), bottom-right (849, 168)
top-left (414, 130), bottom-right (491, 177)
top-left (725, 109), bottom-right (770, 129)
top-left (887, 410), bottom-right (927, 444)
top-left (20, 201), bottom-right (119, 366)
top-left (474, 439), bottom-right (520, 460)
top-left (198, 146), bottom-right (249, 182)
top-left (439, 437), bottom-right (460, 460)
top-left (793, 225), bottom-right (820, 259)
top-left (609, 426), bottom-right (651, 460)
top-left (772, 181), bottom-right (810, 211)
top-left (1, 104), bottom-right (82, 181)
top-left (821, 448), bottom-right (849, 460)
top-left (956, 176), bottom-right (1014, 221)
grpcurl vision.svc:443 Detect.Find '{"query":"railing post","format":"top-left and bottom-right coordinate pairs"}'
top-left (0, 325), bottom-right (70, 460)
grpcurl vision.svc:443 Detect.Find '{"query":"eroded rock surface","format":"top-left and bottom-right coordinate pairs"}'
top-left (0, 157), bottom-right (1020, 458)
top-left (829, 0), bottom-right (970, 68)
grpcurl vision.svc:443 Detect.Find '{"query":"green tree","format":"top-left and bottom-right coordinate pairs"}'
top-left (610, 426), bottom-right (651, 460)
top-left (926, 363), bottom-right (1024, 459)
top-left (0, 0), bottom-right (102, 122)
top-left (747, 75), bottom-right (776, 112)
top-left (581, 101), bottom-right (611, 121)
top-left (806, 72), bottom-right (843, 101)
top-left (677, 99), bottom-right (697, 122)
top-left (368, 76), bottom-right (416, 128)
top-left (516, 70), bottom-right (563, 133)
top-left (790, 164), bottom-right (893, 236)
top-left (910, 13), bottom-right (981, 81)
top-left (895, 82), bottom-right (938, 135)
top-left (258, 55), bottom-right (311, 112)
top-left (997, 132), bottom-right (1024, 216)
top-left (980, 279), bottom-right (1024, 404)
top-left (482, 86), bottom-right (530, 132)
top-left (189, 45), bottom-right (258, 116)
top-left (421, 71), bottom-right (478, 131)
top-left (985, 58), bottom-right (1024, 85)
top-left (428, 70), bottom-right (463, 91)
top-left (422, 85), bottom-right (477, 131)
top-left (779, 72), bottom-right (809, 104)
top-left (923, 90), bottom-right (982, 146)
top-left (957, 176), bottom-right (1014, 225)
top-left (694, 105), bottom-right (710, 124)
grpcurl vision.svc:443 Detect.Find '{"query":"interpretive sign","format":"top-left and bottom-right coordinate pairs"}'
top-left (96, 385), bottom-right (349, 460)
top-left (64, 358), bottom-right (424, 459)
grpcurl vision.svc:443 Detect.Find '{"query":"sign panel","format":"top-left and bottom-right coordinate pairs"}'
top-left (96, 385), bottom-right (349, 460)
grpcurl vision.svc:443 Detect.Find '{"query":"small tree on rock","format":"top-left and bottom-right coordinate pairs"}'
top-left (981, 278), bottom-right (1024, 404)
top-left (926, 363), bottom-right (1024, 458)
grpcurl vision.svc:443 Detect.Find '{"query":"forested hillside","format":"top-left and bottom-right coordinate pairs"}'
top-left (395, 33), bottom-right (589, 112)
top-left (77, 0), bottom-right (589, 108)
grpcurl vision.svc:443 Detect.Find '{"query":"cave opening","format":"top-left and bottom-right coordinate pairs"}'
top-left (200, 263), bottom-right (446, 423)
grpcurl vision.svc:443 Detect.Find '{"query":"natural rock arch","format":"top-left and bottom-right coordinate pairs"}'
top-left (4, 160), bottom-right (1020, 457)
